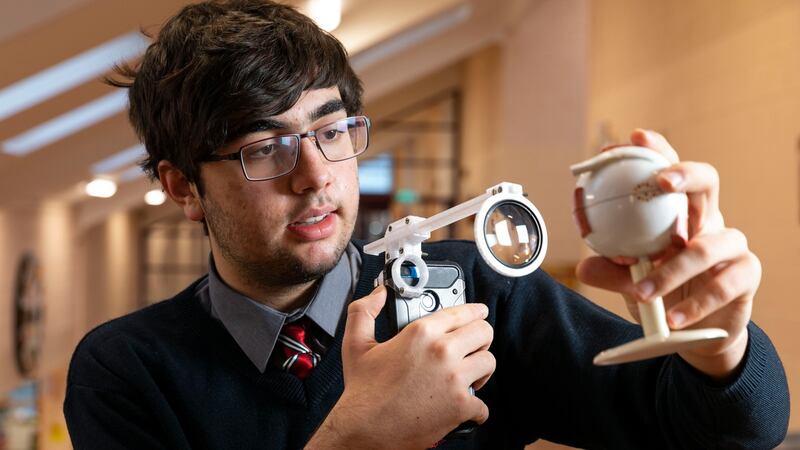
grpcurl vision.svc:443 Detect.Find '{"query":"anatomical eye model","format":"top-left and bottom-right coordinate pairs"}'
top-left (571, 146), bottom-right (727, 365)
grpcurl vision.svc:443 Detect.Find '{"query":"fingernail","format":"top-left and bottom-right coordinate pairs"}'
top-left (475, 303), bottom-right (489, 317)
top-left (636, 280), bottom-right (655, 300)
top-left (662, 171), bottom-right (684, 189)
top-left (669, 310), bottom-right (686, 328)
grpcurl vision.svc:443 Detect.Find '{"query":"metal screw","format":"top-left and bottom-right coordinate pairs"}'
top-left (399, 287), bottom-right (405, 295)
top-left (492, 189), bottom-right (497, 195)
top-left (399, 248), bottom-right (404, 254)
top-left (452, 289), bottom-right (458, 295)
top-left (405, 218), bottom-right (410, 224)
top-left (498, 186), bottom-right (503, 193)
top-left (388, 225), bottom-right (392, 232)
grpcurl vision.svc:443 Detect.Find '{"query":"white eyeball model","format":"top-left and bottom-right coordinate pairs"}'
top-left (570, 146), bottom-right (727, 365)
top-left (571, 146), bottom-right (687, 258)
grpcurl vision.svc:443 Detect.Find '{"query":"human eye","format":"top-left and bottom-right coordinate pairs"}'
top-left (318, 122), bottom-right (347, 144)
top-left (245, 140), bottom-right (280, 159)
top-left (256, 143), bottom-right (276, 156)
top-left (320, 129), bottom-right (344, 144)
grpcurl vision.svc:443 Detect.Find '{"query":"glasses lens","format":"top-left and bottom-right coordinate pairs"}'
top-left (482, 201), bottom-right (542, 268)
top-left (317, 116), bottom-right (369, 161)
top-left (241, 136), bottom-right (298, 180)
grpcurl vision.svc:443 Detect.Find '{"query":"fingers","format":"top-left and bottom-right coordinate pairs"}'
top-left (412, 302), bottom-right (489, 335)
top-left (599, 144), bottom-right (628, 153)
top-left (657, 161), bottom-right (719, 197)
top-left (445, 318), bottom-right (494, 357)
top-left (634, 228), bottom-right (749, 303)
top-left (630, 129), bottom-right (680, 163)
top-left (575, 256), bottom-right (636, 295)
top-left (461, 350), bottom-right (496, 392)
top-left (628, 131), bottom-right (725, 235)
top-left (667, 252), bottom-right (761, 329)
top-left (615, 131), bottom-right (720, 221)
top-left (343, 285), bottom-right (387, 359)
top-left (657, 161), bottom-right (722, 235)
top-left (463, 394), bottom-right (491, 425)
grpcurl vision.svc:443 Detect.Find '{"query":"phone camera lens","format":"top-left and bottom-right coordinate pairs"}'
top-left (420, 290), bottom-right (440, 312)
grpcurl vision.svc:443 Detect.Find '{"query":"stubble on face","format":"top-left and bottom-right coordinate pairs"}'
top-left (200, 188), bottom-right (357, 290)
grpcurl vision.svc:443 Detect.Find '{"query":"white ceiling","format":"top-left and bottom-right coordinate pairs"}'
top-left (0, 0), bottom-right (534, 211)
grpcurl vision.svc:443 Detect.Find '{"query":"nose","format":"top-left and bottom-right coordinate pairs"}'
top-left (289, 136), bottom-right (333, 194)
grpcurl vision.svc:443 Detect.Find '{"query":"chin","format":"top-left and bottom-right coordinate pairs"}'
top-left (297, 236), bottom-right (348, 264)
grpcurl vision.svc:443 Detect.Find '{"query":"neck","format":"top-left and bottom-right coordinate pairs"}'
top-left (211, 250), bottom-right (319, 313)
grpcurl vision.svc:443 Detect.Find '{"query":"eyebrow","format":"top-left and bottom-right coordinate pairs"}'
top-left (238, 99), bottom-right (346, 137)
top-left (309, 99), bottom-right (345, 122)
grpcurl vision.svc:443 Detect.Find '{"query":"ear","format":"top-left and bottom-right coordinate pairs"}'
top-left (158, 160), bottom-right (205, 222)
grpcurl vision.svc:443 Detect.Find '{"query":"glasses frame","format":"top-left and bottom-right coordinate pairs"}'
top-left (203, 115), bottom-right (371, 181)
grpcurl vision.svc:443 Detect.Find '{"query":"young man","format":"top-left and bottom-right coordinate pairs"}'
top-left (64, 1), bottom-right (789, 448)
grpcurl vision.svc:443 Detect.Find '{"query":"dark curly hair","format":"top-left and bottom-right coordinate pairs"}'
top-left (109, 0), bottom-right (363, 192)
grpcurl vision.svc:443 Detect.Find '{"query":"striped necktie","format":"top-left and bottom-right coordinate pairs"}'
top-left (276, 317), bottom-right (320, 379)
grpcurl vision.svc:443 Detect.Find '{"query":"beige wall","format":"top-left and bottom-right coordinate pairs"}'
top-left (0, 203), bottom-right (76, 449)
top-left (496, 0), bottom-right (589, 266)
top-left (79, 208), bottom-right (142, 330)
top-left (0, 203), bottom-right (76, 394)
top-left (587, 0), bottom-right (800, 430)
top-left (0, 206), bottom-right (37, 394)
top-left (0, 202), bottom-right (141, 448)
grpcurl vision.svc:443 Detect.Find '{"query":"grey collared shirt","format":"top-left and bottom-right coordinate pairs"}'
top-left (196, 243), bottom-right (361, 373)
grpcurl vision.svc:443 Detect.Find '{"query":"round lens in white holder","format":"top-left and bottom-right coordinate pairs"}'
top-left (474, 194), bottom-right (548, 277)
top-left (390, 253), bottom-right (429, 298)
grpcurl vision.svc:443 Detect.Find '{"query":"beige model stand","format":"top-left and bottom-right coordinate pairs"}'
top-left (593, 258), bottom-right (727, 365)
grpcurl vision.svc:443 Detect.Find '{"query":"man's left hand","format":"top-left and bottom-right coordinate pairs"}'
top-left (576, 129), bottom-right (760, 380)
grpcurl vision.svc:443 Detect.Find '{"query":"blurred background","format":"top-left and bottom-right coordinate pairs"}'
top-left (0, 0), bottom-right (798, 448)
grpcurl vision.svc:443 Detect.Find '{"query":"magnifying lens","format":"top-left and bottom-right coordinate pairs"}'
top-left (365, 182), bottom-right (548, 287)
top-left (475, 192), bottom-right (545, 277)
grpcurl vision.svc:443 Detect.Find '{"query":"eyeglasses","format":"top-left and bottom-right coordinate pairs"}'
top-left (202, 115), bottom-right (371, 181)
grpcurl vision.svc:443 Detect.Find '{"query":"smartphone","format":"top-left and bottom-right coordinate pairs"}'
top-left (377, 259), bottom-right (478, 440)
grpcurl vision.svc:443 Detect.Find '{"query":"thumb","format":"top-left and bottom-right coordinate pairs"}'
top-left (343, 285), bottom-right (387, 361)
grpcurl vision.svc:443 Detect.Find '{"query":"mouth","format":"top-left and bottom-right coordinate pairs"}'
top-left (291, 213), bottom-right (331, 226)
top-left (290, 206), bottom-right (337, 225)
top-left (286, 207), bottom-right (339, 241)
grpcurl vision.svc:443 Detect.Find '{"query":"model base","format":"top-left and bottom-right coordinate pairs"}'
top-left (593, 328), bottom-right (729, 365)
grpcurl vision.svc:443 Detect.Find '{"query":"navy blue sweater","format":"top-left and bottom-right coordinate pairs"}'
top-left (64, 240), bottom-right (790, 449)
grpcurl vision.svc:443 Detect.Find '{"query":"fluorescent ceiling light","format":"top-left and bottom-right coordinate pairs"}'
top-left (0, 32), bottom-right (147, 122)
top-left (350, 3), bottom-right (471, 71)
top-left (91, 144), bottom-right (146, 175)
top-left (2, 89), bottom-right (128, 156)
top-left (119, 165), bottom-right (146, 183)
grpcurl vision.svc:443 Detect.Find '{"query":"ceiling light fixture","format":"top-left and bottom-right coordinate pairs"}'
top-left (144, 189), bottom-right (166, 206)
top-left (85, 178), bottom-right (118, 198)
top-left (119, 165), bottom-right (146, 183)
top-left (0, 31), bottom-right (147, 122)
top-left (308, 0), bottom-right (342, 32)
top-left (91, 144), bottom-right (146, 175)
top-left (2, 90), bottom-right (128, 156)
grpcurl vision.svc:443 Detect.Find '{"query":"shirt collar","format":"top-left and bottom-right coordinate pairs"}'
top-left (201, 244), bottom-right (357, 373)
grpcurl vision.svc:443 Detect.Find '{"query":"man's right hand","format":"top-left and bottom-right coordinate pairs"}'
top-left (307, 285), bottom-right (495, 449)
